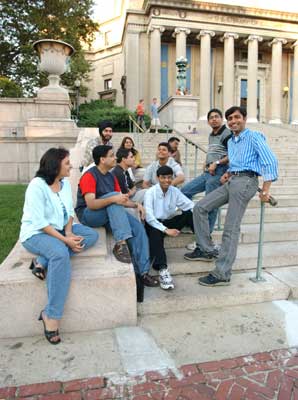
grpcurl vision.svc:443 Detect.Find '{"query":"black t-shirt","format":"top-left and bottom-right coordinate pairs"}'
top-left (112, 165), bottom-right (134, 194)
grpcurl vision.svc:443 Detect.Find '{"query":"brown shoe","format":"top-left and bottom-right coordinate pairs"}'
top-left (113, 242), bottom-right (131, 263)
top-left (142, 273), bottom-right (159, 287)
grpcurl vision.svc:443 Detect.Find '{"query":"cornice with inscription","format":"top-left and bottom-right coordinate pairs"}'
top-left (143, 0), bottom-right (298, 23)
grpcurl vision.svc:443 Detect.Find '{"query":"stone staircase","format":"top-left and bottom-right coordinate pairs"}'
top-left (136, 122), bottom-right (298, 317)
top-left (1, 123), bottom-right (298, 339)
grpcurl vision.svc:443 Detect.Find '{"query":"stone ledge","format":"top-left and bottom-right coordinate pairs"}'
top-left (0, 229), bottom-right (137, 339)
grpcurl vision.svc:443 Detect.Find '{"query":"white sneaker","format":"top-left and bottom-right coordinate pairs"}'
top-left (186, 241), bottom-right (196, 251)
top-left (213, 243), bottom-right (221, 252)
top-left (159, 268), bottom-right (174, 290)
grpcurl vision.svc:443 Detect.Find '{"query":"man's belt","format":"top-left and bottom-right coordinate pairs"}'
top-left (230, 170), bottom-right (258, 177)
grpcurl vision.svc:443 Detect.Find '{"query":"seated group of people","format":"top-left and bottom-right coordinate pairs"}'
top-left (20, 106), bottom-right (278, 345)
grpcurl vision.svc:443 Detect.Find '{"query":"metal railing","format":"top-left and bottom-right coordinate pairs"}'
top-left (128, 115), bottom-right (145, 150)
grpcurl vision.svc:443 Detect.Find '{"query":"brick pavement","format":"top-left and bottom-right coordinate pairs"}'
top-left (1, 347), bottom-right (298, 399)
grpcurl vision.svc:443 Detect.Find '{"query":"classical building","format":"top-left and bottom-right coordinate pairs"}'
top-left (85, 0), bottom-right (298, 124)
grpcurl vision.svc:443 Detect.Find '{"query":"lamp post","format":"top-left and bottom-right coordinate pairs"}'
top-left (74, 79), bottom-right (81, 122)
top-left (176, 56), bottom-right (188, 94)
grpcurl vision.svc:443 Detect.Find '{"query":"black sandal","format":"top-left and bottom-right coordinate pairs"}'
top-left (30, 259), bottom-right (46, 280)
top-left (38, 311), bottom-right (61, 345)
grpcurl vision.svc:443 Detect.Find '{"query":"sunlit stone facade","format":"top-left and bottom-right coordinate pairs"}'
top-left (86, 0), bottom-right (298, 124)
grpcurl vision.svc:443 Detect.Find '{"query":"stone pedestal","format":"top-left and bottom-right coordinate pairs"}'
top-left (158, 96), bottom-right (199, 133)
top-left (0, 98), bottom-right (79, 182)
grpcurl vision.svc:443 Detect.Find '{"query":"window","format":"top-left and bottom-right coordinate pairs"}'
top-left (104, 79), bottom-right (112, 90)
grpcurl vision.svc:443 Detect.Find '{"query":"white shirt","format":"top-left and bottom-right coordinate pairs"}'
top-left (144, 184), bottom-right (194, 232)
top-left (143, 157), bottom-right (184, 185)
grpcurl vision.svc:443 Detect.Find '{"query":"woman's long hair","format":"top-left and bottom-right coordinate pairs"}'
top-left (120, 136), bottom-right (137, 156)
top-left (35, 148), bottom-right (69, 185)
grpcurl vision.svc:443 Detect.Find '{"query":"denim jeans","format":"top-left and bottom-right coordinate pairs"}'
top-left (80, 192), bottom-right (151, 276)
top-left (22, 224), bottom-right (98, 320)
top-left (193, 175), bottom-right (258, 280)
top-left (181, 165), bottom-right (228, 233)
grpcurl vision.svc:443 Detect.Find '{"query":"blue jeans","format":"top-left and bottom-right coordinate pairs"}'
top-left (181, 165), bottom-right (228, 232)
top-left (22, 224), bottom-right (98, 320)
top-left (80, 192), bottom-right (151, 276)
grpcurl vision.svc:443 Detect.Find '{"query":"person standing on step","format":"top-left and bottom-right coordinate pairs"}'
top-left (75, 145), bottom-right (159, 294)
top-left (136, 99), bottom-right (145, 131)
top-left (20, 148), bottom-right (99, 345)
top-left (144, 166), bottom-right (194, 290)
top-left (181, 108), bottom-right (231, 250)
top-left (81, 120), bottom-right (113, 169)
top-left (184, 106), bottom-right (278, 287)
top-left (150, 97), bottom-right (161, 133)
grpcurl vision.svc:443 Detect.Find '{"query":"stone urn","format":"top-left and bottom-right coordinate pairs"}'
top-left (33, 39), bottom-right (75, 101)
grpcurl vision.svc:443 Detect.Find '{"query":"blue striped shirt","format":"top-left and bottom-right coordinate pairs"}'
top-left (228, 128), bottom-right (278, 182)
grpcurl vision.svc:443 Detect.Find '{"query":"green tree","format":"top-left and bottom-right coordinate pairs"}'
top-left (0, 0), bottom-right (99, 96)
top-left (0, 77), bottom-right (23, 97)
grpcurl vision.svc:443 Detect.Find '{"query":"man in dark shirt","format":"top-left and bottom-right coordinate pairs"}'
top-left (75, 145), bottom-right (158, 290)
top-left (181, 108), bottom-right (232, 237)
top-left (113, 148), bottom-right (136, 197)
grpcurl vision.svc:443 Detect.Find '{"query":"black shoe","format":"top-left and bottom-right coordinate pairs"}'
top-left (113, 242), bottom-right (131, 263)
top-left (198, 274), bottom-right (230, 287)
top-left (142, 273), bottom-right (159, 287)
top-left (184, 247), bottom-right (216, 262)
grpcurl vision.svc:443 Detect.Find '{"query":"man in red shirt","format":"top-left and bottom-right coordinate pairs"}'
top-left (75, 145), bottom-right (158, 296)
top-left (136, 99), bottom-right (145, 130)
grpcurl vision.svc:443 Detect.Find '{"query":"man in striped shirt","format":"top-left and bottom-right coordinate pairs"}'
top-left (185, 106), bottom-right (278, 286)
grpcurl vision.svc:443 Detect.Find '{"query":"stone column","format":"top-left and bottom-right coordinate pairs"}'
top-left (246, 35), bottom-right (262, 123)
top-left (269, 38), bottom-right (287, 124)
top-left (291, 41), bottom-right (298, 125)
top-left (173, 28), bottom-right (191, 60)
top-left (125, 29), bottom-right (140, 110)
top-left (149, 25), bottom-right (165, 104)
top-left (222, 33), bottom-right (239, 112)
top-left (197, 30), bottom-right (215, 120)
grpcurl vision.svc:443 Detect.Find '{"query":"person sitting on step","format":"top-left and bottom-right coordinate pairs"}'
top-left (144, 165), bottom-right (194, 290)
top-left (142, 142), bottom-right (185, 189)
top-left (81, 120), bottom-right (113, 171)
top-left (75, 145), bottom-right (159, 297)
top-left (20, 148), bottom-right (98, 345)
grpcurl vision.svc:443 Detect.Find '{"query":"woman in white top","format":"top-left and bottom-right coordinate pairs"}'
top-left (20, 148), bottom-right (98, 344)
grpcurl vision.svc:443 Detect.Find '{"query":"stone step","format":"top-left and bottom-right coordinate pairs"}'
top-left (269, 186), bottom-right (298, 195)
top-left (268, 266), bottom-right (298, 298)
top-left (193, 194), bottom-right (298, 208)
top-left (162, 241), bottom-right (298, 276)
top-left (0, 231), bottom-right (137, 339)
top-left (221, 206), bottom-right (298, 224)
top-left (138, 271), bottom-right (290, 316)
top-left (164, 221), bottom-right (298, 248)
